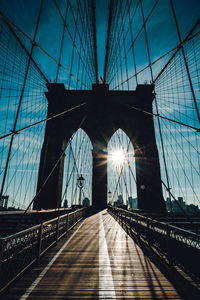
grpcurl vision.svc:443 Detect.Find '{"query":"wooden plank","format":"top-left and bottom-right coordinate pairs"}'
top-left (2, 210), bottom-right (196, 299)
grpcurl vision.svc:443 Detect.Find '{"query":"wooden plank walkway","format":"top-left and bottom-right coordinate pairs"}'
top-left (1, 210), bottom-right (191, 299)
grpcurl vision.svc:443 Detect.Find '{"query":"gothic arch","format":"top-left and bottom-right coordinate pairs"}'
top-left (61, 128), bottom-right (93, 207)
top-left (34, 83), bottom-right (165, 211)
top-left (107, 129), bottom-right (136, 206)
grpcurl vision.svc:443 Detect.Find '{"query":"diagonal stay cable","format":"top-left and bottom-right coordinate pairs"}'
top-left (55, 0), bottom-right (70, 82)
top-left (123, 103), bottom-right (200, 132)
top-left (169, 0), bottom-right (200, 124)
top-left (153, 19), bottom-right (200, 83)
top-left (75, 0), bottom-right (96, 82)
top-left (109, 0), bottom-right (160, 86)
top-left (113, 8), bottom-right (200, 89)
top-left (0, 11), bottom-right (89, 89)
top-left (53, 0), bottom-right (94, 84)
top-left (91, 0), bottom-right (98, 83)
top-left (19, 115), bottom-right (87, 221)
top-left (2, 17), bottom-right (49, 83)
top-left (0, 0), bottom-right (44, 200)
top-left (0, 102), bottom-right (86, 140)
top-left (69, 0), bottom-right (96, 81)
top-left (161, 180), bottom-right (193, 221)
top-left (107, 0), bottom-right (136, 84)
top-left (104, 0), bottom-right (114, 82)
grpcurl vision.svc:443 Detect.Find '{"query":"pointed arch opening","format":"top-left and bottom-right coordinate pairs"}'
top-left (62, 128), bottom-right (93, 208)
top-left (107, 129), bottom-right (137, 209)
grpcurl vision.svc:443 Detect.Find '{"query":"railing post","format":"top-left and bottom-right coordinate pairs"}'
top-left (66, 214), bottom-right (69, 233)
top-left (130, 213), bottom-right (133, 230)
top-left (37, 223), bottom-right (43, 262)
top-left (147, 218), bottom-right (151, 246)
top-left (136, 215), bottom-right (140, 238)
top-left (0, 239), bottom-right (5, 277)
top-left (166, 224), bottom-right (172, 265)
top-left (56, 217), bottom-right (60, 243)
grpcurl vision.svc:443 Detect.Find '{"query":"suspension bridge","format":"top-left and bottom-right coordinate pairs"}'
top-left (0, 0), bottom-right (200, 298)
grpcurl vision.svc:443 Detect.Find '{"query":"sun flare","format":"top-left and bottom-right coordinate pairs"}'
top-left (109, 149), bottom-right (126, 166)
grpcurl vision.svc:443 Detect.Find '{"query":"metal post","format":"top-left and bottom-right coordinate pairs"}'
top-left (66, 214), bottom-right (69, 233)
top-left (0, 239), bottom-right (5, 276)
top-left (37, 223), bottom-right (43, 261)
top-left (166, 224), bottom-right (172, 264)
top-left (56, 217), bottom-right (60, 243)
top-left (147, 219), bottom-right (151, 246)
top-left (72, 212), bottom-right (75, 227)
top-left (79, 188), bottom-right (82, 206)
top-left (136, 215), bottom-right (140, 238)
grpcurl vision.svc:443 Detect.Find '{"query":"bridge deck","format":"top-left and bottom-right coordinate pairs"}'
top-left (2, 210), bottom-right (187, 299)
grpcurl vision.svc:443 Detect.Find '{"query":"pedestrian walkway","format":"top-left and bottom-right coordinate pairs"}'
top-left (2, 210), bottom-right (182, 299)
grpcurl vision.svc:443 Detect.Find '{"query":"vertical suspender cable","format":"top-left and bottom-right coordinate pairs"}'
top-left (56, 0), bottom-right (70, 82)
top-left (91, 0), bottom-right (98, 83)
top-left (170, 0), bottom-right (200, 124)
top-left (140, 0), bottom-right (172, 213)
top-left (104, 0), bottom-right (114, 83)
top-left (0, 0), bottom-right (44, 199)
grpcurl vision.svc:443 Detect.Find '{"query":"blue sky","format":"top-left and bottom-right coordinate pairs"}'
top-left (1, 0), bottom-right (200, 83)
top-left (0, 0), bottom-right (200, 209)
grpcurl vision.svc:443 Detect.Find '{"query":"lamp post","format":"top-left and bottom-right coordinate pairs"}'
top-left (77, 174), bottom-right (85, 206)
top-left (108, 190), bottom-right (112, 205)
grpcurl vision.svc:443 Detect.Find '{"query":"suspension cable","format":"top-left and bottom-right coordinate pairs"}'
top-left (0, 11), bottom-right (90, 89)
top-left (0, 102), bottom-right (86, 140)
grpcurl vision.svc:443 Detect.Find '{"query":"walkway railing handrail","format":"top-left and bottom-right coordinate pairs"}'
top-left (0, 207), bottom-right (87, 294)
top-left (108, 206), bottom-right (200, 277)
top-left (109, 206), bottom-right (200, 248)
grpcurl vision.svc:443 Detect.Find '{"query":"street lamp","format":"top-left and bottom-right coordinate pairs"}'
top-left (108, 190), bottom-right (112, 205)
top-left (77, 174), bottom-right (85, 206)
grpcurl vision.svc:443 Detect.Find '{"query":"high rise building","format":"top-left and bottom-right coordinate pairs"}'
top-left (0, 195), bottom-right (9, 209)
top-left (63, 199), bottom-right (68, 208)
top-left (118, 195), bottom-right (123, 205)
top-left (83, 197), bottom-right (90, 207)
top-left (128, 197), bottom-right (137, 209)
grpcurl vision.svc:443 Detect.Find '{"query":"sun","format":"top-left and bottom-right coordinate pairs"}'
top-left (109, 149), bottom-right (126, 166)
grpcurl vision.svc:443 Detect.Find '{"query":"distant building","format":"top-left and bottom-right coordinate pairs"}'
top-left (83, 197), bottom-right (90, 207)
top-left (63, 199), bottom-right (68, 208)
top-left (128, 197), bottom-right (137, 209)
top-left (187, 204), bottom-right (199, 215)
top-left (166, 197), bottom-right (171, 212)
top-left (165, 196), bottom-right (200, 216)
top-left (118, 195), bottom-right (123, 205)
top-left (0, 195), bottom-right (9, 209)
top-left (114, 195), bottom-right (124, 207)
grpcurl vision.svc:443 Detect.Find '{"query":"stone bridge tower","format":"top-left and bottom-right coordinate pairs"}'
top-left (33, 83), bottom-right (166, 212)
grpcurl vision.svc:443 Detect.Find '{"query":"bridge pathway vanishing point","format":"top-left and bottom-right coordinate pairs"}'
top-left (2, 210), bottom-right (193, 300)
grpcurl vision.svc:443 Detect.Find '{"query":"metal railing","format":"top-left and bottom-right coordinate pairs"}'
top-left (108, 206), bottom-right (200, 277)
top-left (0, 208), bottom-right (87, 293)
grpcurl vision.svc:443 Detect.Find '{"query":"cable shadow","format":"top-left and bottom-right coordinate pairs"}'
top-left (108, 210), bottom-right (200, 300)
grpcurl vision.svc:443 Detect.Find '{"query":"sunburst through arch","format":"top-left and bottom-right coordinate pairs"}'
top-left (107, 129), bottom-right (137, 209)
